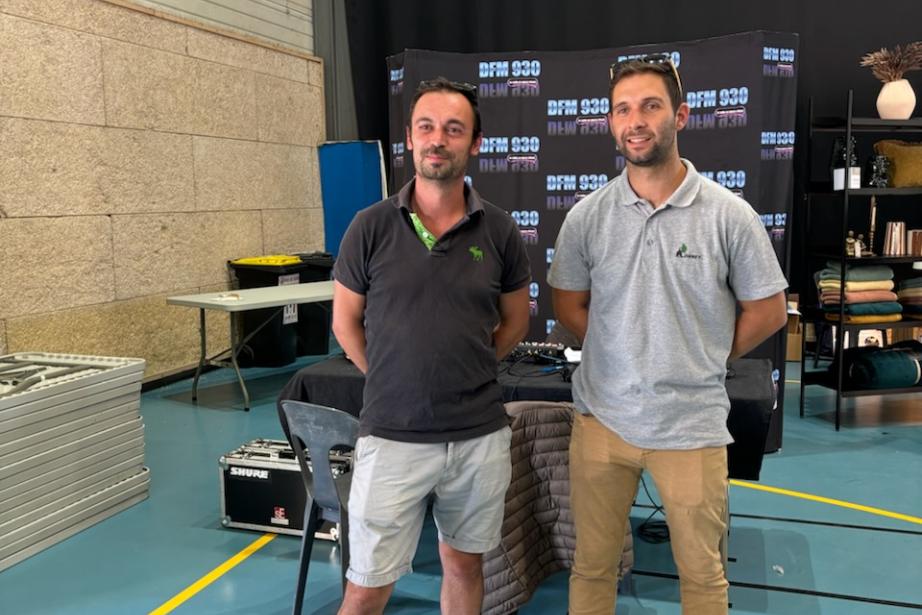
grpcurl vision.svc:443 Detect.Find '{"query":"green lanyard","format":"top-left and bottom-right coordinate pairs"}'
top-left (409, 213), bottom-right (437, 250)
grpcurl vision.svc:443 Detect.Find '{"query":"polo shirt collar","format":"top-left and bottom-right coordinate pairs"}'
top-left (394, 177), bottom-right (485, 216)
top-left (612, 158), bottom-right (701, 209)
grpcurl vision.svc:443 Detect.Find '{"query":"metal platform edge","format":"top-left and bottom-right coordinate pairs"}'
top-left (0, 471), bottom-right (149, 572)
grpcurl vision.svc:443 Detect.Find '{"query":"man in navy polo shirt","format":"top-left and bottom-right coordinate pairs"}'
top-left (332, 77), bottom-right (531, 615)
top-left (549, 56), bottom-right (787, 614)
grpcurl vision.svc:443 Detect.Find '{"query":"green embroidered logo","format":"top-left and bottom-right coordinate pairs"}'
top-left (675, 243), bottom-right (701, 259)
top-left (469, 246), bottom-right (484, 262)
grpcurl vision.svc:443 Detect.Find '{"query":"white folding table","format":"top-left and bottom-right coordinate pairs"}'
top-left (167, 281), bottom-right (334, 410)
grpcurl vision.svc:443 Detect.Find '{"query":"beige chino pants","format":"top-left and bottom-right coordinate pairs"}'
top-left (569, 413), bottom-right (729, 615)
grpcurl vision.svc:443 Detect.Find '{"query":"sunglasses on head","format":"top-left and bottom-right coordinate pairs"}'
top-left (609, 53), bottom-right (683, 98)
top-left (418, 79), bottom-right (479, 102)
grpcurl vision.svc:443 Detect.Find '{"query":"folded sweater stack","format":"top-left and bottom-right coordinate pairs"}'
top-left (815, 263), bottom-right (901, 324)
top-left (897, 277), bottom-right (922, 320)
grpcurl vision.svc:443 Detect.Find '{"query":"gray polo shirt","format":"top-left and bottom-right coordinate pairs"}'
top-left (334, 179), bottom-right (531, 443)
top-left (548, 159), bottom-right (788, 449)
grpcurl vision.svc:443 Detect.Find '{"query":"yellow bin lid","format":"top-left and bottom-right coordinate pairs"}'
top-left (230, 255), bottom-right (302, 266)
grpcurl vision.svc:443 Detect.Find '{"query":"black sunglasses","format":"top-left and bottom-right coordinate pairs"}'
top-left (609, 53), bottom-right (683, 98)
top-left (418, 79), bottom-right (479, 102)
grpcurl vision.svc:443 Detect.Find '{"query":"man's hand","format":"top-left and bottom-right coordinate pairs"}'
top-left (331, 281), bottom-right (369, 373)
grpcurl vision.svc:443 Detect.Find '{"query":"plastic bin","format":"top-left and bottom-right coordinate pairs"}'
top-left (228, 253), bottom-right (334, 367)
top-left (293, 252), bottom-right (334, 356)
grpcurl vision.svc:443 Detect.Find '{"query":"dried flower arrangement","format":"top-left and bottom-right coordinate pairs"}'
top-left (860, 42), bottom-right (922, 83)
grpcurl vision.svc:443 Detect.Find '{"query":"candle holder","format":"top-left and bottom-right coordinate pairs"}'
top-left (867, 154), bottom-right (891, 188)
top-left (868, 195), bottom-right (878, 254)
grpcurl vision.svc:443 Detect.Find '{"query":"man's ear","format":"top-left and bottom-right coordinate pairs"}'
top-left (607, 111), bottom-right (619, 147)
top-left (469, 133), bottom-right (482, 156)
top-left (674, 102), bottom-right (690, 131)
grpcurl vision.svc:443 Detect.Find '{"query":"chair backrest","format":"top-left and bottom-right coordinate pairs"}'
top-left (280, 400), bottom-right (360, 522)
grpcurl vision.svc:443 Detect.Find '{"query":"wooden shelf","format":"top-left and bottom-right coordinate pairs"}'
top-left (800, 308), bottom-right (922, 330)
top-left (812, 116), bottom-right (922, 132)
top-left (811, 253), bottom-right (922, 264)
top-left (841, 387), bottom-right (922, 398)
top-left (849, 187), bottom-right (922, 196)
top-left (806, 185), bottom-right (922, 196)
top-left (817, 319), bottom-right (922, 331)
top-left (802, 370), bottom-right (922, 398)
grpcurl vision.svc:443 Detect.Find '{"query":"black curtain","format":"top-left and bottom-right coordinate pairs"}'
top-left (345, 0), bottom-right (922, 293)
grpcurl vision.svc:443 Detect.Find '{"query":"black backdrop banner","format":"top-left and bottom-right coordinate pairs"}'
top-left (387, 31), bottom-right (798, 346)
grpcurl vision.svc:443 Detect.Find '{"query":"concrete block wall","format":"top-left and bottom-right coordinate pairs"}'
top-left (0, 0), bottom-right (325, 379)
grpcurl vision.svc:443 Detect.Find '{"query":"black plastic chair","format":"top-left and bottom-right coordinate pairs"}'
top-left (280, 400), bottom-right (359, 615)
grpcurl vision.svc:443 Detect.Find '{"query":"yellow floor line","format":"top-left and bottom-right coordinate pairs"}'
top-left (149, 533), bottom-right (277, 615)
top-left (146, 486), bottom-right (915, 613)
top-left (730, 480), bottom-right (922, 525)
top-left (785, 379), bottom-right (801, 383)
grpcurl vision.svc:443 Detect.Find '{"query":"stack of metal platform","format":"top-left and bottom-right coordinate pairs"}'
top-left (0, 353), bottom-right (149, 572)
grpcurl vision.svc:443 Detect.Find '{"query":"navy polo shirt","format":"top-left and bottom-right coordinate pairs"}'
top-left (333, 179), bottom-right (531, 443)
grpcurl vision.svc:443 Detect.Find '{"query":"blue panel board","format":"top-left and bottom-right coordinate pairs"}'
top-left (318, 141), bottom-right (385, 257)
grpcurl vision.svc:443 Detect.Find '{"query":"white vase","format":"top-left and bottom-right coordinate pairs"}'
top-left (876, 79), bottom-right (916, 120)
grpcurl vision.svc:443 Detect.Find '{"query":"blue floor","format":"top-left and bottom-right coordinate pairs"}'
top-left (1, 356), bottom-right (920, 615)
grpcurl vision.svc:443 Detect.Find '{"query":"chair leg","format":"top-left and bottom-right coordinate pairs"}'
top-left (338, 513), bottom-right (351, 595)
top-left (293, 500), bottom-right (321, 615)
top-left (813, 322), bottom-right (825, 368)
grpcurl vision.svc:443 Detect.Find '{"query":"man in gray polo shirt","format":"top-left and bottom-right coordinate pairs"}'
top-left (332, 77), bottom-right (531, 615)
top-left (548, 56), bottom-right (787, 615)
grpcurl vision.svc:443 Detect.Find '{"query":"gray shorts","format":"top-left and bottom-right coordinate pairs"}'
top-left (345, 427), bottom-right (512, 588)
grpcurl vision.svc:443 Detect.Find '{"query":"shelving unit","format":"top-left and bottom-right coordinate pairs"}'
top-left (800, 91), bottom-right (922, 430)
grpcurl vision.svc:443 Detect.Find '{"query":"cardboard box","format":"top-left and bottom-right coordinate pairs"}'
top-left (786, 331), bottom-right (803, 361)
top-left (887, 327), bottom-right (922, 344)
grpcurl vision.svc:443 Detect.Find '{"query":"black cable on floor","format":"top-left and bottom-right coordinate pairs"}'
top-left (631, 569), bottom-right (922, 610)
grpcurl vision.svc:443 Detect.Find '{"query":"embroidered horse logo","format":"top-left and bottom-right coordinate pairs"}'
top-left (469, 246), bottom-right (484, 262)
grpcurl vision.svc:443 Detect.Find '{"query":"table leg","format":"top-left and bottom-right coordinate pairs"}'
top-left (229, 312), bottom-right (251, 411)
top-left (192, 308), bottom-right (207, 402)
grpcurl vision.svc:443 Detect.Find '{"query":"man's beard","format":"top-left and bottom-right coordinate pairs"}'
top-left (417, 146), bottom-right (467, 180)
top-left (618, 125), bottom-right (676, 167)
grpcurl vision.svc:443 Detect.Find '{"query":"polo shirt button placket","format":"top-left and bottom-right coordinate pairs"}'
top-left (646, 218), bottom-right (657, 262)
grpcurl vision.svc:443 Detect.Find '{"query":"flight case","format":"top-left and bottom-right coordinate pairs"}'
top-left (219, 438), bottom-right (351, 539)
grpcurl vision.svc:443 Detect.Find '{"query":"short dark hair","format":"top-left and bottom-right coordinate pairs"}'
top-left (608, 54), bottom-right (684, 113)
top-left (408, 77), bottom-right (482, 138)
